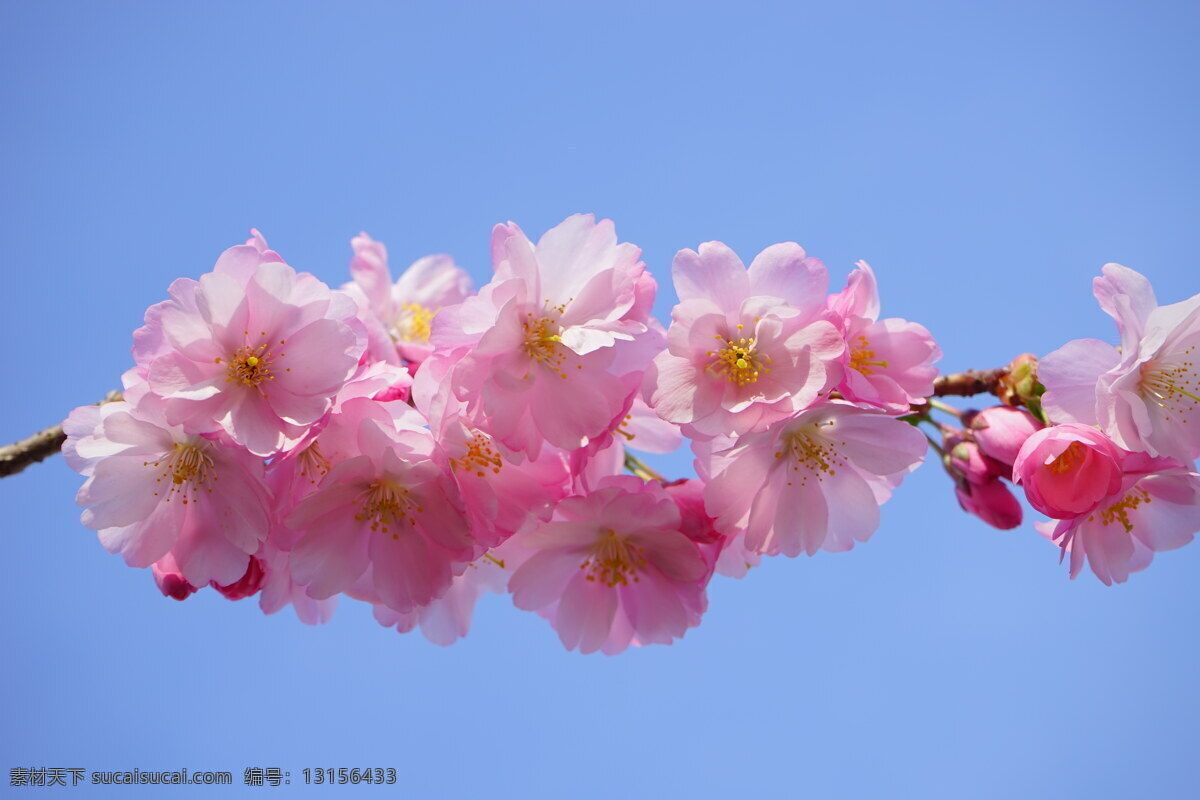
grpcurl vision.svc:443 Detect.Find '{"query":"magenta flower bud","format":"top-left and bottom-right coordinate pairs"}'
top-left (947, 439), bottom-right (1007, 485)
top-left (152, 555), bottom-right (198, 602)
top-left (969, 406), bottom-right (1044, 467)
top-left (1013, 424), bottom-right (1125, 519)
top-left (213, 557), bottom-right (266, 601)
top-left (955, 479), bottom-right (1023, 530)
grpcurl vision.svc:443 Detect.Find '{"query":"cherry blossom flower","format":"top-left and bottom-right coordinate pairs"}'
top-left (1036, 455), bottom-right (1200, 585)
top-left (1041, 263), bottom-right (1200, 462)
top-left (704, 402), bottom-right (927, 556)
top-left (287, 400), bottom-right (477, 614)
top-left (826, 260), bottom-right (942, 412)
top-left (64, 397), bottom-right (271, 587)
top-left (342, 232), bottom-right (473, 366)
top-left (134, 235), bottom-right (366, 457)
top-left (508, 475), bottom-right (711, 655)
top-left (432, 214), bottom-right (657, 456)
top-left (411, 353), bottom-right (571, 547)
top-left (1012, 424), bottom-right (1126, 519)
top-left (647, 241), bottom-right (844, 438)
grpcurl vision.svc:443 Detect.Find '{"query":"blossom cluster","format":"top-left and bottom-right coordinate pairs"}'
top-left (61, 216), bottom-right (948, 653)
top-left (936, 265), bottom-right (1200, 584)
top-left (61, 215), bottom-right (1197, 653)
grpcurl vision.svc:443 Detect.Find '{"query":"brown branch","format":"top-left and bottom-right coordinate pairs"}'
top-left (0, 391), bottom-right (123, 479)
top-left (930, 367), bottom-right (1009, 398)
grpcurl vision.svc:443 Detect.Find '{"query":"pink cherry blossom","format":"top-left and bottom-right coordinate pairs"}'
top-left (508, 475), bottom-right (711, 655)
top-left (287, 401), bottom-right (477, 614)
top-left (432, 214), bottom-right (657, 456)
top-left (1012, 424), bottom-right (1125, 519)
top-left (343, 232), bottom-right (473, 366)
top-left (1037, 456), bottom-right (1200, 585)
top-left (826, 260), bottom-right (942, 412)
top-left (704, 402), bottom-right (927, 557)
top-left (647, 241), bottom-right (844, 438)
top-left (1041, 263), bottom-right (1200, 462)
top-left (411, 353), bottom-right (571, 547)
top-left (134, 235), bottom-right (366, 457)
top-left (65, 397), bottom-right (271, 587)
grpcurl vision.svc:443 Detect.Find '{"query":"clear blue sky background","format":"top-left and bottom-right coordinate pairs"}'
top-left (1, 1), bottom-right (1197, 797)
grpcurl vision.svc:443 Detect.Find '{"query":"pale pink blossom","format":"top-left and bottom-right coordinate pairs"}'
top-left (432, 214), bottom-right (657, 456)
top-left (411, 353), bottom-right (571, 547)
top-left (1037, 456), bottom-right (1200, 585)
top-left (134, 235), bottom-right (366, 457)
top-left (65, 397), bottom-right (271, 587)
top-left (343, 232), bottom-right (472, 366)
top-left (1041, 263), bottom-right (1200, 462)
top-left (287, 401), bottom-right (477, 614)
top-left (647, 241), bottom-right (844, 438)
top-left (826, 261), bottom-right (942, 412)
top-left (704, 402), bottom-right (927, 557)
top-left (265, 365), bottom-right (415, 541)
top-left (1013, 424), bottom-right (1126, 519)
top-left (508, 475), bottom-right (711, 655)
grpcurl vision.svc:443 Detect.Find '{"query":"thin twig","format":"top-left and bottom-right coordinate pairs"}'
top-left (930, 367), bottom-right (1008, 398)
top-left (0, 391), bottom-right (123, 479)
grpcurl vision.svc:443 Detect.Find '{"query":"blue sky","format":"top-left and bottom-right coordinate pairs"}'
top-left (1, 1), bottom-right (1197, 797)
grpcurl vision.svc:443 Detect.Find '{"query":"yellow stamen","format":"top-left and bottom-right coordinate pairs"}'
top-left (145, 441), bottom-right (217, 504)
top-left (1045, 441), bottom-right (1086, 475)
top-left (394, 302), bottom-right (435, 343)
top-left (708, 335), bottom-right (770, 386)
top-left (850, 335), bottom-right (889, 376)
top-left (226, 342), bottom-right (276, 387)
top-left (580, 529), bottom-right (646, 587)
top-left (354, 480), bottom-right (422, 540)
top-left (522, 313), bottom-right (568, 378)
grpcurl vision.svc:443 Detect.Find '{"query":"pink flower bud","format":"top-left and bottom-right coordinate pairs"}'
top-left (213, 557), bottom-right (266, 601)
top-left (152, 554), bottom-right (198, 601)
top-left (1013, 424), bottom-right (1125, 519)
top-left (955, 479), bottom-right (1023, 530)
top-left (968, 406), bottom-right (1043, 467)
top-left (947, 439), bottom-right (1007, 484)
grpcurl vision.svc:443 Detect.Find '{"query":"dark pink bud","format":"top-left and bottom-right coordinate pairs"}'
top-left (969, 406), bottom-right (1044, 467)
top-left (152, 555), bottom-right (198, 601)
top-left (948, 439), bottom-right (1008, 485)
top-left (213, 557), bottom-right (266, 601)
top-left (955, 479), bottom-right (1023, 530)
